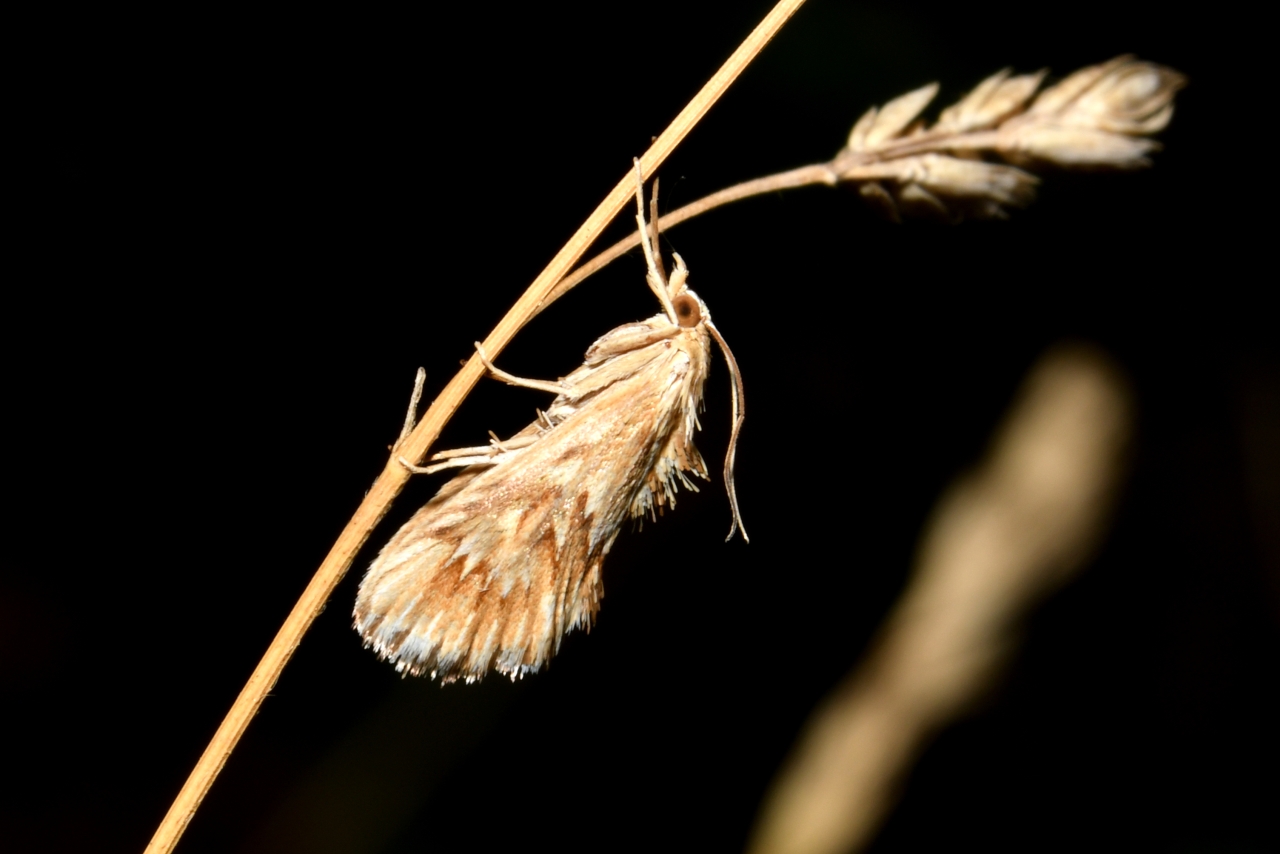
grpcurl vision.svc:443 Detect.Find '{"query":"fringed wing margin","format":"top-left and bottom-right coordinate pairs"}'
top-left (354, 322), bottom-right (711, 683)
top-left (354, 457), bottom-right (608, 684)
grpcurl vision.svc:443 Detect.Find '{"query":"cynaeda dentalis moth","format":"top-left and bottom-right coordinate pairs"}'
top-left (353, 164), bottom-right (747, 683)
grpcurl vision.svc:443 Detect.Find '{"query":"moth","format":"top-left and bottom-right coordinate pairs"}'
top-left (354, 168), bottom-right (746, 683)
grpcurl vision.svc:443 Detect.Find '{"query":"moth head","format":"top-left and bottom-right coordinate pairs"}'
top-left (631, 164), bottom-right (746, 541)
top-left (672, 291), bottom-right (702, 328)
top-left (656, 251), bottom-right (697, 324)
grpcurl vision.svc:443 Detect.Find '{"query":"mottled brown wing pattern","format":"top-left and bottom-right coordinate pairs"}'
top-left (353, 308), bottom-right (712, 683)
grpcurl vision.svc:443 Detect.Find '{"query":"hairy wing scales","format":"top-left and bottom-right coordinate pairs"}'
top-left (355, 320), bottom-right (710, 682)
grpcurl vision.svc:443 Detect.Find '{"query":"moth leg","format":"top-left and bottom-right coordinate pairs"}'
top-left (474, 342), bottom-right (567, 396)
top-left (487, 430), bottom-right (541, 453)
top-left (396, 433), bottom-right (540, 474)
top-left (633, 159), bottom-right (677, 322)
top-left (398, 454), bottom-right (494, 475)
top-left (397, 445), bottom-right (490, 474)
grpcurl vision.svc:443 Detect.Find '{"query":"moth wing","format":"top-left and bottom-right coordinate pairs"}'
top-left (354, 440), bottom-right (607, 683)
top-left (355, 324), bottom-right (709, 683)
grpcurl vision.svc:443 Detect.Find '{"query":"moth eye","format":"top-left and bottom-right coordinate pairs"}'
top-left (673, 294), bottom-right (701, 328)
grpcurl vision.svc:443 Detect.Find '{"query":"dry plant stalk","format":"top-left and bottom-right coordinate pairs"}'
top-left (543, 55), bottom-right (1184, 309)
top-left (142, 2), bottom-right (806, 852)
top-left (747, 345), bottom-right (1134, 854)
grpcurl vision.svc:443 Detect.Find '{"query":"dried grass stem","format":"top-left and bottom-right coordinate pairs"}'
top-left (539, 163), bottom-right (837, 313)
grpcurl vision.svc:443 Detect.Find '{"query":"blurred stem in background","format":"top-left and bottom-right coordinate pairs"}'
top-left (749, 344), bottom-right (1133, 854)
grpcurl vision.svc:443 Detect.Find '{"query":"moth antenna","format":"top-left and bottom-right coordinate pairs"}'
top-left (648, 177), bottom-right (667, 283)
top-left (633, 158), bottom-right (678, 323)
top-left (706, 319), bottom-right (748, 542)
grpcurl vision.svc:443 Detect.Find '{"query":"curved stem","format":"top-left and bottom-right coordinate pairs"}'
top-left (537, 162), bottom-right (838, 314)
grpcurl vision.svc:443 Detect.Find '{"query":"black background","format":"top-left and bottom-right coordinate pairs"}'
top-left (6, 3), bottom-right (1276, 853)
